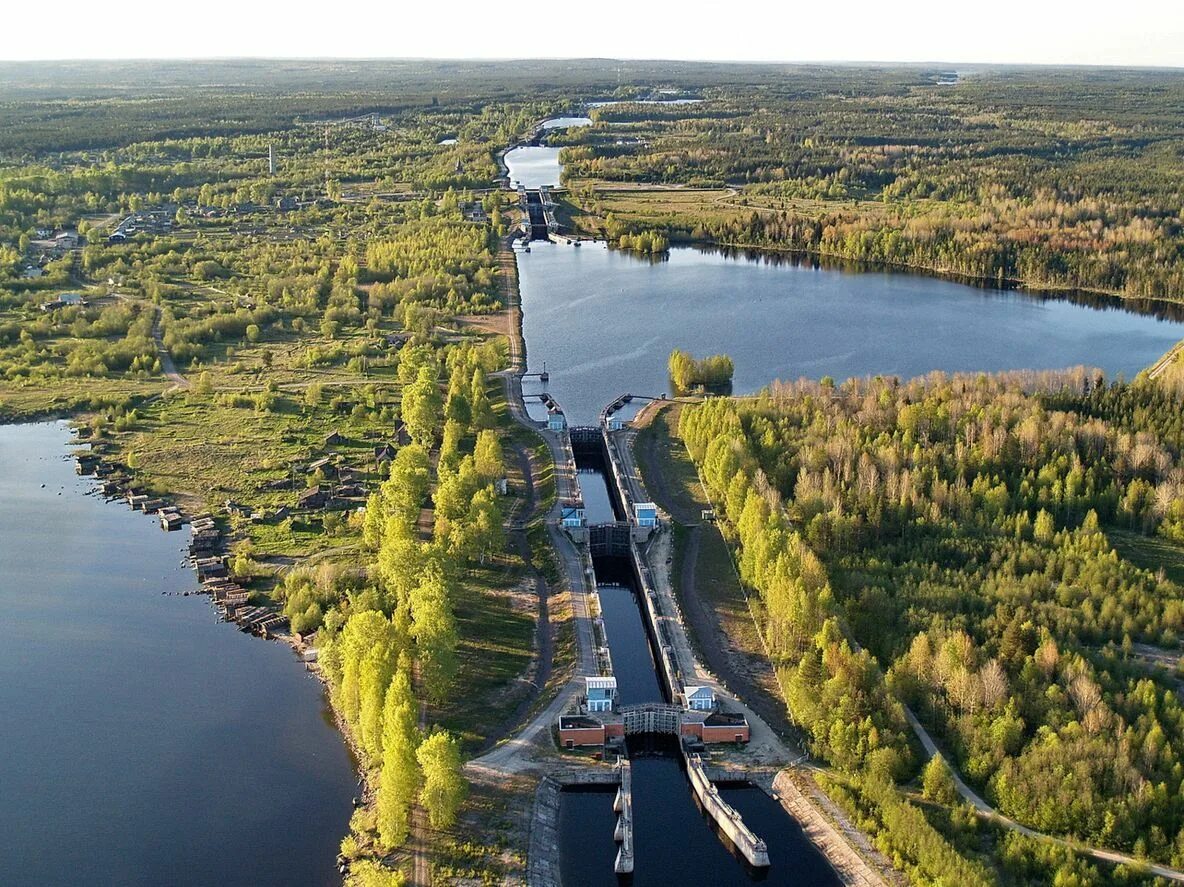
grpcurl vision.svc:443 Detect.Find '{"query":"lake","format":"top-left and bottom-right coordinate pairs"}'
top-left (0, 422), bottom-right (356, 886)
top-left (519, 240), bottom-right (1184, 423)
top-left (504, 145), bottom-right (564, 190)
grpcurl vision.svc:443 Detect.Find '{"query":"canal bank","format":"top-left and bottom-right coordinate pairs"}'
top-left (484, 106), bottom-right (1184, 884)
top-left (484, 219), bottom-right (895, 884)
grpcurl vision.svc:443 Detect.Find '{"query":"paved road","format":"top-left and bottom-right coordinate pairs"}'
top-left (470, 240), bottom-right (599, 776)
top-left (902, 705), bottom-right (1184, 881)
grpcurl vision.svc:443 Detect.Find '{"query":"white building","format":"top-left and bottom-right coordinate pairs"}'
top-left (684, 685), bottom-right (715, 711)
top-left (585, 675), bottom-right (617, 713)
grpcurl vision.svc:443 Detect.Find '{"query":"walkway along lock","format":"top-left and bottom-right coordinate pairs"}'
top-left (552, 396), bottom-right (771, 872)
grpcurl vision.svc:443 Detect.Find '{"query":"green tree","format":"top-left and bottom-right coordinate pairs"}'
top-left (473, 429), bottom-right (504, 483)
top-left (922, 755), bottom-right (958, 806)
top-left (376, 661), bottom-right (420, 849)
top-left (402, 365), bottom-right (443, 446)
top-left (410, 565), bottom-right (458, 702)
top-left (416, 730), bottom-right (467, 829)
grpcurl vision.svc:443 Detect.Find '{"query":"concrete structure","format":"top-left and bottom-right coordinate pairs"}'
top-left (686, 754), bottom-right (770, 868)
top-left (613, 758), bottom-right (634, 874)
top-left (585, 675), bottom-right (617, 712)
top-left (684, 684), bottom-right (715, 711)
top-left (681, 711), bottom-right (750, 744)
top-left (558, 715), bottom-right (608, 748)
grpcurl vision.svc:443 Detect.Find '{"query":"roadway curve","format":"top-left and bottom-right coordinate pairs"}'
top-left (902, 706), bottom-right (1184, 881)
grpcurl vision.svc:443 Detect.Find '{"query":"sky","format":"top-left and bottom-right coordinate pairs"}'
top-left (5, 0), bottom-right (1183, 68)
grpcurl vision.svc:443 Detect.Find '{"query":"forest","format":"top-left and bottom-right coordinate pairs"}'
top-left (680, 370), bottom-right (1184, 883)
top-left (0, 75), bottom-right (559, 886)
top-left (557, 68), bottom-right (1184, 301)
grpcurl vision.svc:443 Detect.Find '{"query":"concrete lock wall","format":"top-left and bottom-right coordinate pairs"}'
top-left (686, 755), bottom-right (771, 868)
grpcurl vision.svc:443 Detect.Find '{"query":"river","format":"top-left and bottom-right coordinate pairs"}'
top-left (0, 422), bottom-right (356, 886)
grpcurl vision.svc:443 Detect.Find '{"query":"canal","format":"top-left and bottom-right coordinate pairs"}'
top-left (0, 422), bottom-right (356, 886)
top-left (566, 432), bottom-right (841, 884)
top-left (522, 109), bottom-right (1184, 884)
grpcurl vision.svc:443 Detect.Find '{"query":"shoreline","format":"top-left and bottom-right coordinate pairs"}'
top-left (561, 211), bottom-right (1184, 317)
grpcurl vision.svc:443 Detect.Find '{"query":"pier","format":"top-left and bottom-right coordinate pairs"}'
top-left (613, 758), bottom-right (635, 874)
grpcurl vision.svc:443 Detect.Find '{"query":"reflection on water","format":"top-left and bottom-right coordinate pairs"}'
top-left (519, 240), bottom-right (1184, 423)
top-left (0, 422), bottom-right (356, 886)
top-left (505, 145), bottom-right (563, 189)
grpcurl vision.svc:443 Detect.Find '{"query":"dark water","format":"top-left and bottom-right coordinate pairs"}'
top-left (719, 785), bottom-right (843, 886)
top-left (558, 740), bottom-right (842, 887)
top-left (558, 786), bottom-right (619, 886)
top-left (580, 467), bottom-right (618, 525)
top-left (519, 240), bottom-right (1184, 423)
top-left (595, 579), bottom-right (663, 706)
top-left (0, 422), bottom-right (356, 886)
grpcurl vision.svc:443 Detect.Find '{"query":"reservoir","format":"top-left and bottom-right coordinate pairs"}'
top-left (519, 240), bottom-right (1184, 423)
top-left (0, 422), bottom-right (356, 886)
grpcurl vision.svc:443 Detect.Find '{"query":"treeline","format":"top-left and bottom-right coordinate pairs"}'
top-left (667, 348), bottom-right (733, 393)
top-left (290, 343), bottom-right (505, 868)
top-left (615, 230), bottom-right (668, 254)
top-left (680, 370), bottom-right (1184, 873)
top-left (675, 208), bottom-right (1184, 302)
top-left (562, 70), bottom-right (1184, 301)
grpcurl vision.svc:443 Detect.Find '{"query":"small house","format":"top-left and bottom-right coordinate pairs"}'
top-left (585, 676), bottom-right (617, 713)
top-left (558, 714), bottom-right (607, 748)
top-left (393, 423), bottom-right (412, 446)
top-left (561, 499), bottom-right (585, 528)
top-left (374, 443), bottom-right (396, 465)
top-left (323, 430), bottom-right (346, 447)
top-left (634, 502), bottom-right (658, 528)
top-left (40, 292), bottom-right (87, 312)
top-left (308, 456), bottom-right (339, 479)
top-left (608, 416), bottom-right (624, 431)
top-left (684, 685), bottom-right (715, 712)
top-left (547, 408), bottom-right (567, 432)
top-left (298, 485), bottom-right (329, 509)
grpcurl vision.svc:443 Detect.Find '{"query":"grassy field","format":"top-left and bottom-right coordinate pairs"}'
top-left (633, 405), bottom-right (767, 661)
top-left (435, 559), bottom-right (535, 751)
top-left (1108, 528), bottom-right (1184, 585)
